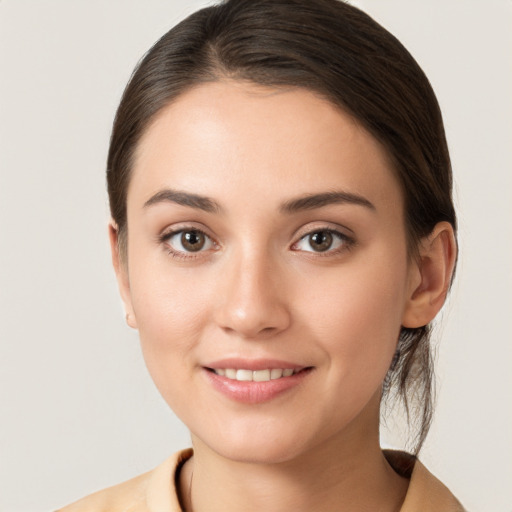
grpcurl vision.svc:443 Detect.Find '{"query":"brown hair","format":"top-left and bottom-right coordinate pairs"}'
top-left (107, 0), bottom-right (457, 455)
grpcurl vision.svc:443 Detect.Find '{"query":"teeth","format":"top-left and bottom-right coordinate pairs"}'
top-left (213, 368), bottom-right (299, 382)
top-left (253, 369), bottom-right (271, 382)
top-left (225, 368), bottom-right (237, 379)
top-left (236, 369), bottom-right (253, 381)
top-left (270, 369), bottom-right (283, 380)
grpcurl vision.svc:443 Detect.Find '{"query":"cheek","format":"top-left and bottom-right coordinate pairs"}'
top-left (127, 259), bottom-right (214, 397)
top-left (300, 251), bottom-right (408, 376)
top-left (130, 247), bottom-right (212, 330)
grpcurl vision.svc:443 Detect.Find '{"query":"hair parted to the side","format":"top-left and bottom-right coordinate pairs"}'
top-left (107, 0), bottom-right (457, 456)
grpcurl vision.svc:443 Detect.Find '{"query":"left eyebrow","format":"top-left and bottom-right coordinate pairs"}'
top-left (279, 191), bottom-right (376, 214)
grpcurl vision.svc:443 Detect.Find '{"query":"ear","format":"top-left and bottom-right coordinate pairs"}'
top-left (402, 221), bottom-right (457, 328)
top-left (108, 221), bottom-right (138, 329)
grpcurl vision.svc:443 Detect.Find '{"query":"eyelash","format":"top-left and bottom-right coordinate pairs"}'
top-left (159, 227), bottom-right (216, 260)
top-left (291, 228), bottom-right (355, 256)
top-left (159, 226), bottom-right (355, 260)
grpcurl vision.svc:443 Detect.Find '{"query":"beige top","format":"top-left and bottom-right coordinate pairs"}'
top-left (57, 449), bottom-right (465, 512)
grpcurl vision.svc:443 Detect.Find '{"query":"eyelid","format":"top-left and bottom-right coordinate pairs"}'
top-left (290, 223), bottom-right (356, 254)
top-left (157, 221), bottom-right (355, 259)
top-left (158, 220), bottom-right (216, 240)
top-left (292, 221), bottom-right (354, 241)
top-left (158, 223), bottom-right (219, 258)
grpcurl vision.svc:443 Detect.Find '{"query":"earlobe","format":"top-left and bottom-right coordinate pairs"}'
top-left (402, 222), bottom-right (457, 328)
top-left (108, 221), bottom-right (138, 330)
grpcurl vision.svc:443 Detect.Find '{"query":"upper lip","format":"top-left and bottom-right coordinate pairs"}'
top-left (204, 358), bottom-right (308, 371)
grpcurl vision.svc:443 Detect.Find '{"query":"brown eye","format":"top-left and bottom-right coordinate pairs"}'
top-left (181, 230), bottom-right (206, 252)
top-left (164, 229), bottom-right (214, 255)
top-left (308, 231), bottom-right (333, 252)
top-left (293, 229), bottom-right (351, 254)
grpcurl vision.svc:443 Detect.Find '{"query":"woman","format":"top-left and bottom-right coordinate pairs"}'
top-left (59, 0), bottom-right (463, 510)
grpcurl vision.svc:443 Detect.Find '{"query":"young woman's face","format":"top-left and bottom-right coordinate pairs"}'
top-left (119, 81), bottom-right (420, 463)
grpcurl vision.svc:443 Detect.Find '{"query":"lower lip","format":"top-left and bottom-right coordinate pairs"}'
top-left (204, 368), bottom-right (312, 404)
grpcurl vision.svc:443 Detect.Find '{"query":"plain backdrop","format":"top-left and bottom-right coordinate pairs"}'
top-left (0, 1), bottom-right (511, 511)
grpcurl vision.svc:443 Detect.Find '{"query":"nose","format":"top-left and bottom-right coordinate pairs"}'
top-left (214, 250), bottom-right (291, 339)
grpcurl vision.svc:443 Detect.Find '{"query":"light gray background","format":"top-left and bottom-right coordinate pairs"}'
top-left (0, 1), bottom-right (510, 511)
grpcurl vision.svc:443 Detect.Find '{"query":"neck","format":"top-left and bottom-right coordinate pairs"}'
top-left (179, 399), bottom-right (408, 512)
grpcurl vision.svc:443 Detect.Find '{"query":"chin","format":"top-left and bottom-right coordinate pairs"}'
top-left (212, 437), bottom-right (307, 465)
top-left (192, 417), bottom-right (324, 465)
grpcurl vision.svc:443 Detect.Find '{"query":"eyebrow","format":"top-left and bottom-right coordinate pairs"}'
top-left (279, 191), bottom-right (375, 213)
top-left (143, 188), bottom-right (375, 214)
top-left (143, 189), bottom-right (222, 213)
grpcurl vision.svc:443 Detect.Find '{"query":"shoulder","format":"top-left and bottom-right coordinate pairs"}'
top-left (384, 450), bottom-right (466, 512)
top-left (56, 470), bottom-right (152, 512)
top-left (56, 449), bottom-right (192, 512)
top-left (406, 458), bottom-right (466, 512)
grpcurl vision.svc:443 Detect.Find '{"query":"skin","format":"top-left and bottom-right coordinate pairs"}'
top-left (110, 81), bottom-right (456, 512)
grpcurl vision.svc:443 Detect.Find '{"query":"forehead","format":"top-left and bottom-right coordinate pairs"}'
top-left (129, 80), bottom-right (402, 214)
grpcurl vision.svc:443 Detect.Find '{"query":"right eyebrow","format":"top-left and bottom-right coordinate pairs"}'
top-left (143, 189), bottom-right (222, 214)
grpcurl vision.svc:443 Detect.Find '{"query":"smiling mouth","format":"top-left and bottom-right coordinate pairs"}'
top-left (207, 367), bottom-right (308, 382)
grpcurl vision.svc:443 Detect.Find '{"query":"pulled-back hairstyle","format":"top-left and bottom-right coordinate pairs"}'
top-left (107, 0), bottom-right (457, 456)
